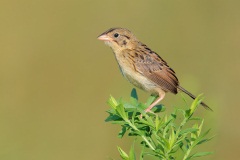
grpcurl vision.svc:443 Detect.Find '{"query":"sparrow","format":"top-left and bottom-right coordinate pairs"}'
top-left (97, 28), bottom-right (212, 114)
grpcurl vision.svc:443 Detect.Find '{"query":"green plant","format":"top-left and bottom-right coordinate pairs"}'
top-left (105, 89), bottom-right (213, 160)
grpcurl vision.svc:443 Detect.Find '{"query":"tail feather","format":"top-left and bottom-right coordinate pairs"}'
top-left (178, 86), bottom-right (213, 111)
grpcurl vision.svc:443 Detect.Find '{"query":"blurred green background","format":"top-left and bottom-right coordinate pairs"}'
top-left (0, 0), bottom-right (239, 159)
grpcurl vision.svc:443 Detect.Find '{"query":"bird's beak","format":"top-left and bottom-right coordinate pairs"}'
top-left (97, 34), bottom-right (112, 41)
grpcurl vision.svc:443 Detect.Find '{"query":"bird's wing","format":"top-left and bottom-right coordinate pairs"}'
top-left (132, 47), bottom-right (179, 94)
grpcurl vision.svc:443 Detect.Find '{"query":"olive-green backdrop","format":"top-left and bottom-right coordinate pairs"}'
top-left (0, 0), bottom-right (239, 159)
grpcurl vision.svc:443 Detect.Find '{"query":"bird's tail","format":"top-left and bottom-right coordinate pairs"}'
top-left (178, 86), bottom-right (213, 111)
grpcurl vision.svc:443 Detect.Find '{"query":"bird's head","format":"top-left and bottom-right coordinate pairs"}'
top-left (97, 28), bottom-right (138, 52)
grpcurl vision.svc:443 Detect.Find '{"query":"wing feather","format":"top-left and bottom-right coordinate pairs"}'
top-left (133, 46), bottom-right (179, 94)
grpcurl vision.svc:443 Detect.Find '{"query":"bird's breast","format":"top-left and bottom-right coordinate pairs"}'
top-left (114, 51), bottom-right (158, 93)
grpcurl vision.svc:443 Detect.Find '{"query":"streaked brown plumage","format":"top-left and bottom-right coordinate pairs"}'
top-left (97, 28), bottom-right (212, 114)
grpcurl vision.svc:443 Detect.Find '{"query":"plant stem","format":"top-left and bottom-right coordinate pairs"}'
top-left (126, 120), bottom-right (156, 151)
top-left (183, 145), bottom-right (193, 160)
top-left (141, 135), bottom-right (155, 151)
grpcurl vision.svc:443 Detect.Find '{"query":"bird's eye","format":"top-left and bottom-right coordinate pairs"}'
top-left (114, 33), bottom-right (119, 38)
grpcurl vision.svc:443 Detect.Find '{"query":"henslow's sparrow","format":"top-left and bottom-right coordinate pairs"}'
top-left (97, 28), bottom-right (212, 113)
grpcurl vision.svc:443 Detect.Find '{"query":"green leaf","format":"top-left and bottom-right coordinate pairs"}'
top-left (108, 95), bottom-right (119, 109)
top-left (188, 152), bottom-right (213, 159)
top-left (189, 95), bottom-right (203, 116)
top-left (180, 128), bottom-right (199, 136)
top-left (118, 146), bottom-right (129, 159)
top-left (146, 96), bottom-right (157, 106)
top-left (189, 117), bottom-right (202, 121)
top-left (190, 124), bottom-right (199, 140)
top-left (199, 129), bottom-right (211, 140)
top-left (192, 129), bottom-right (212, 147)
top-left (118, 126), bottom-right (127, 138)
top-left (105, 114), bottom-right (122, 122)
top-left (196, 137), bottom-right (214, 145)
top-left (130, 88), bottom-right (138, 100)
top-left (185, 109), bottom-right (191, 118)
top-left (130, 97), bottom-right (139, 107)
top-left (171, 113), bottom-right (177, 119)
top-left (139, 146), bottom-right (145, 160)
top-left (155, 143), bottom-right (165, 155)
top-left (110, 121), bottom-right (125, 125)
top-left (169, 127), bottom-right (176, 148)
top-left (152, 104), bottom-right (166, 113)
top-left (123, 103), bottom-right (137, 109)
top-left (131, 110), bottom-right (137, 124)
top-left (197, 119), bottom-right (204, 137)
top-left (164, 115), bottom-right (173, 127)
top-left (145, 116), bottom-right (155, 128)
top-left (155, 115), bottom-right (160, 131)
top-left (129, 144), bottom-right (136, 160)
top-left (116, 104), bottom-right (128, 121)
top-left (156, 134), bottom-right (170, 150)
top-left (139, 118), bottom-right (153, 127)
top-left (106, 109), bottom-right (116, 114)
top-left (180, 143), bottom-right (188, 153)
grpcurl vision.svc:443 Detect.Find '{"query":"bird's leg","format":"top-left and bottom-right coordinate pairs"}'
top-left (145, 92), bottom-right (165, 113)
top-left (140, 91), bottom-right (165, 118)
